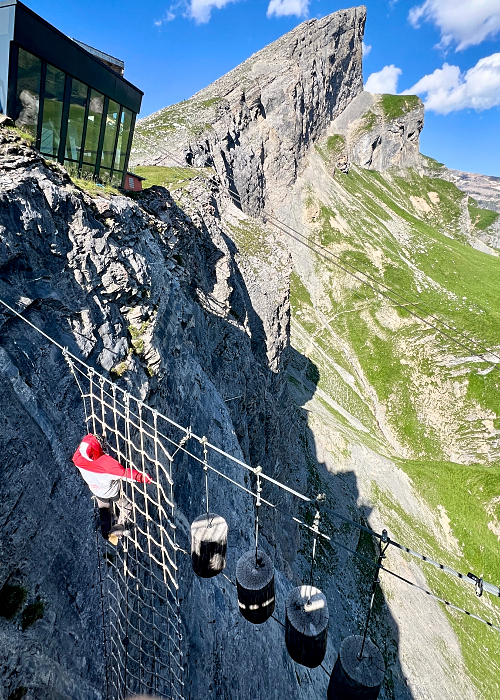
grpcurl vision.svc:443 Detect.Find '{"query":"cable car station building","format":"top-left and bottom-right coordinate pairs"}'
top-left (0, 0), bottom-right (143, 187)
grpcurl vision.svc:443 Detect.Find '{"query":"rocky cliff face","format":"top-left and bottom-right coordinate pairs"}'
top-left (132, 8), bottom-right (500, 697)
top-left (0, 126), bottom-right (297, 699)
top-left (444, 169), bottom-right (500, 214)
top-left (131, 6), bottom-right (366, 214)
top-left (1, 124), bottom-right (401, 700)
top-left (429, 166), bottom-right (500, 249)
top-left (2, 5), bottom-right (500, 700)
top-left (326, 91), bottom-right (424, 171)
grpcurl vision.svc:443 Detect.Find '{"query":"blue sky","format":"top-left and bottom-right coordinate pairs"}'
top-left (30, 0), bottom-right (500, 176)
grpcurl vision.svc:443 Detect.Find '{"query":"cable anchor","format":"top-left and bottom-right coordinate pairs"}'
top-left (358, 526), bottom-right (390, 660)
top-left (467, 572), bottom-right (484, 597)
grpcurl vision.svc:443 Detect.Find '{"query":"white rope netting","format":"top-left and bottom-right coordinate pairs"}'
top-left (67, 357), bottom-right (185, 700)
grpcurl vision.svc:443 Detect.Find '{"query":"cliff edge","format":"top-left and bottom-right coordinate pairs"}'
top-left (132, 7), bottom-right (367, 214)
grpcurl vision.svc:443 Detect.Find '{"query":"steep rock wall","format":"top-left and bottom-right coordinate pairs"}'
top-left (132, 7), bottom-right (367, 214)
top-left (0, 127), bottom-right (332, 700)
top-left (327, 91), bottom-right (424, 171)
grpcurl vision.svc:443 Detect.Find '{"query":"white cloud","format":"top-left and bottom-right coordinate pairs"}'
top-left (267, 0), bottom-right (309, 19)
top-left (365, 65), bottom-right (402, 93)
top-left (403, 53), bottom-right (500, 114)
top-left (187, 0), bottom-right (238, 23)
top-left (154, 2), bottom-right (183, 25)
top-left (362, 41), bottom-right (372, 57)
top-left (409, 0), bottom-right (500, 50)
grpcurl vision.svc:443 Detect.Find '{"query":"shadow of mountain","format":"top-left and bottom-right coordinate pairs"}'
top-left (285, 346), bottom-right (414, 700)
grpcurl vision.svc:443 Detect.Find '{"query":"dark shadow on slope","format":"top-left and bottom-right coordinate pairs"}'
top-left (283, 346), bottom-right (415, 700)
top-left (0, 150), bottom-right (413, 700)
top-left (152, 186), bottom-right (416, 699)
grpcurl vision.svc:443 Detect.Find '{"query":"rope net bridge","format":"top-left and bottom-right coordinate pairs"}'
top-left (62, 348), bottom-right (500, 699)
top-left (65, 355), bottom-right (185, 700)
top-left (1, 297), bottom-right (499, 698)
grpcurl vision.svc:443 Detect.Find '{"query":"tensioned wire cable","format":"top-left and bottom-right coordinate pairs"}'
top-left (173, 513), bottom-right (500, 636)
top-left (8, 336), bottom-right (500, 647)
top-left (162, 145), bottom-right (500, 364)
top-left (63, 355), bottom-right (500, 600)
top-left (1, 293), bottom-right (500, 609)
top-left (157, 145), bottom-right (500, 366)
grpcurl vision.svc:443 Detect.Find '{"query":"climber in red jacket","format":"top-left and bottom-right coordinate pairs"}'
top-left (72, 434), bottom-right (152, 543)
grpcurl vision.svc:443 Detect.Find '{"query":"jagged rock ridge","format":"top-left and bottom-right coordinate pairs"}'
top-left (132, 6), bottom-right (367, 214)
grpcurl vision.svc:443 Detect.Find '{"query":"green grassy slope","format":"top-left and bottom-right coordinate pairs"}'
top-left (287, 156), bottom-right (500, 699)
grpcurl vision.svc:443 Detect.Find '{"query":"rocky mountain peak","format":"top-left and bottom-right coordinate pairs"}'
top-left (132, 6), bottom-right (367, 213)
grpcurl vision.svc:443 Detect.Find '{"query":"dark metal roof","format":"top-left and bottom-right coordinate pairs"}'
top-left (4, 0), bottom-right (143, 113)
top-left (72, 39), bottom-right (125, 72)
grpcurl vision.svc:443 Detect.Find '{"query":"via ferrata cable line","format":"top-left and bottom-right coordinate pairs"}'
top-left (18, 305), bottom-right (500, 604)
top-left (157, 145), bottom-right (500, 367)
top-left (1, 292), bottom-right (500, 694)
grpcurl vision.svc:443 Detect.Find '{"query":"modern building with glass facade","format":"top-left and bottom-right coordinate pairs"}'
top-left (0, 0), bottom-right (143, 187)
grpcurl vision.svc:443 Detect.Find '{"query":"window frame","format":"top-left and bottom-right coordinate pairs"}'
top-left (9, 42), bottom-right (137, 186)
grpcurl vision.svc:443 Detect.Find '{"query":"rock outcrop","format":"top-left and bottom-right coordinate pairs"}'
top-left (327, 91), bottom-right (424, 171)
top-left (0, 126), bottom-right (357, 700)
top-left (132, 7), bottom-right (367, 214)
top-left (444, 169), bottom-right (500, 213)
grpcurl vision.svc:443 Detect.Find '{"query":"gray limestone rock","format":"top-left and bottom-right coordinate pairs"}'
top-left (328, 91), bottom-right (424, 171)
top-left (132, 7), bottom-right (367, 215)
top-left (443, 169), bottom-right (500, 213)
top-left (0, 127), bottom-right (321, 700)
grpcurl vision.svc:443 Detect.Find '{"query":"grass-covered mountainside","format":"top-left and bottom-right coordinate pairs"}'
top-left (129, 11), bottom-right (499, 696)
top-left (133, 152), bottom-right (500, 698)
top-left (283, 148), bottom-right (500, 699)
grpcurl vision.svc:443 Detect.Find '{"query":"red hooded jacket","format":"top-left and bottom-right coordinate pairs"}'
top-left (72, 434), bottom-right (151, 499)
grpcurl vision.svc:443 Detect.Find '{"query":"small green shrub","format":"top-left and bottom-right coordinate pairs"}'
top-left (6, 125), bottom-right (35, 144)
top-left (22, 600), bottom-right (44, 629)
top-left (0, 584), bottom-right (27, 619)
top-left (110, 360), bottom-right (129, 378)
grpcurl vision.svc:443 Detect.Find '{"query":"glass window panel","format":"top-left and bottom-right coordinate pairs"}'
top-left (82, 90), bottom-right (104, 165)
top-left (65, 78), bottom-right (88, 161)
top-left (100, 100), bottom-right (119, 169)
top-left (114, 108), bottom-right (132, 174)
top-left (15, 48), bottom-right (41, 138)
top-left (99, 167), bottom-right (111, 185)
top-left (40, 63), bottom-right (65, 156)
top-left (111, 170), bottom-right (123, 188)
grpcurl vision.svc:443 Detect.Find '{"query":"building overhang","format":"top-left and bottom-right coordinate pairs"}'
top-left (1, 0), bottom-right (142, 113)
